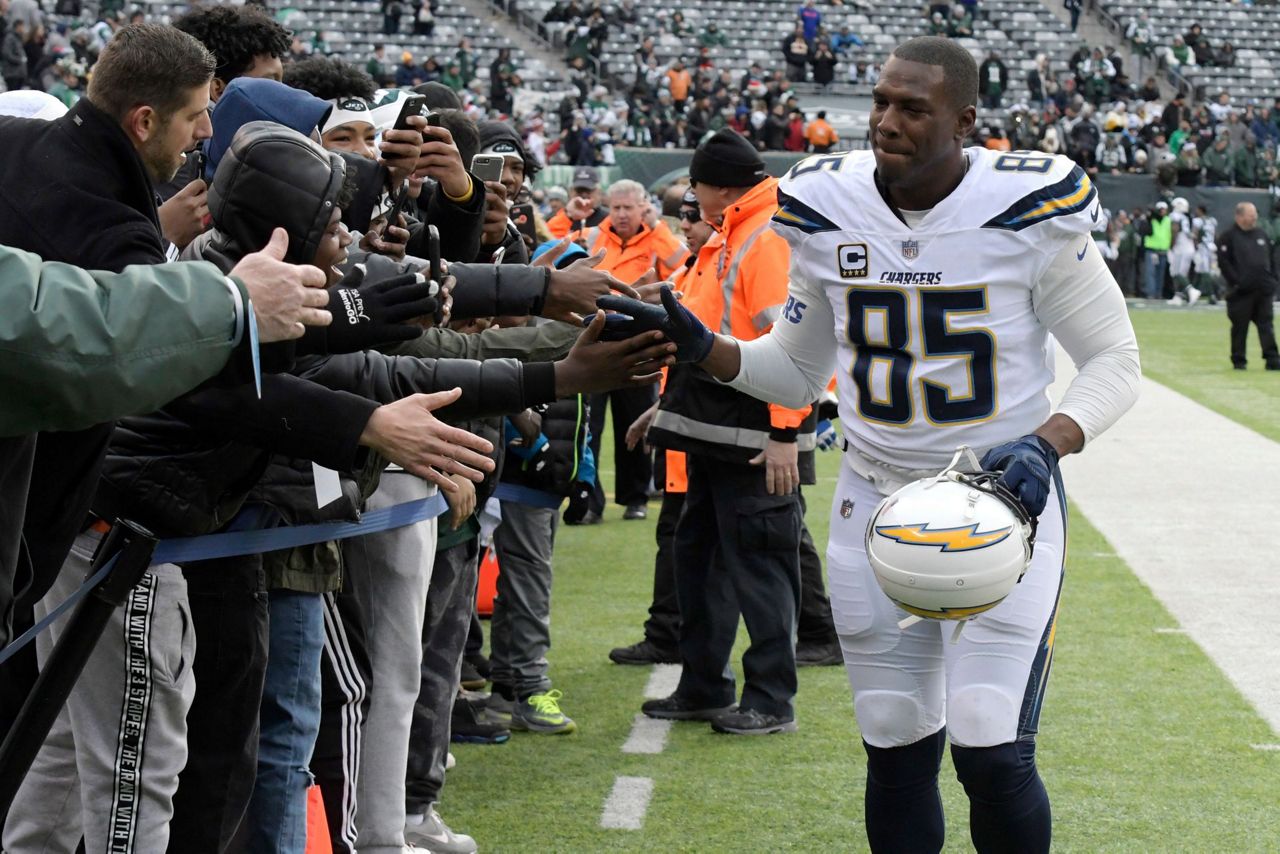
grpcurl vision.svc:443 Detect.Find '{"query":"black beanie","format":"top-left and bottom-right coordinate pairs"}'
top-left (689, 128), bottom-right (767, 188)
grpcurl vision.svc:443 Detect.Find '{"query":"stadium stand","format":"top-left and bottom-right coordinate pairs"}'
top-left (1102, 0), bottom-right (1279, 103)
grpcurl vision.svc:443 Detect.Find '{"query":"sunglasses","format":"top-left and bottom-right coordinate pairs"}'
top-left (678, 209), bottom-right (701, 222)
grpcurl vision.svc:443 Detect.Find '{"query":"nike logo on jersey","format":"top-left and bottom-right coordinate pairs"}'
top-left (874, 523), bottom-right (1013, 552)
top-left (1090, 205), bottom-right (1100, 223)
top-left (1076, 241), bottom-right (1089, 261)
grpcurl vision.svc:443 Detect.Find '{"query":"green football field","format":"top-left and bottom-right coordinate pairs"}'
top-left (440, 305), bottom-right (1280, 853)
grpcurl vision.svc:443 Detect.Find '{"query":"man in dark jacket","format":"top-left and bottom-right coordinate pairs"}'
top-left (978, 52), bottom-right (1009, 109)
top-left (1217, 202), bottom-right (1280, 370)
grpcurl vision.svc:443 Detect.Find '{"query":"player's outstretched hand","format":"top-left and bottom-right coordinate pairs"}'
top-left (594, 284), bottom-right (713, 363)
top-left (555, 311), bottom-right (676, 395)
top-left (980, 434), bottom-right (1060, 517)
top-left (230, 228), bottom-right (331, 342)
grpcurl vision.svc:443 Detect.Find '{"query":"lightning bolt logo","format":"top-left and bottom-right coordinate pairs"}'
top-left (874, 523), bottom-right (1013, 552)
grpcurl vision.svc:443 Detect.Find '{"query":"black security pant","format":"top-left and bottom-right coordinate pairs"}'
top-left (673, 457), bottom-right (801, 718)
top-left (587, 387), bottom-right (657, 513)
top-left (647, 489), bottom-right (834, 652)
top-left (1227, 288), bottom-right (1279, 367)
top-left (641, 490), bottom-right (684, 652)
top-left (170, 554), bottom-right (269, 853)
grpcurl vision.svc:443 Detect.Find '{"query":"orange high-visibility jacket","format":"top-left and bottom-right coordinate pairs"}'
top-left (545, 206), bottom-right (607, 241)
top-left (649, 177), bottom-right (814, 462)
top-left (581, 217), bottom-right (690, 285)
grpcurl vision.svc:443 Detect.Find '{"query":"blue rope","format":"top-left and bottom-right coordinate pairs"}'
top-left (0, 493), bottom-right (449, 666)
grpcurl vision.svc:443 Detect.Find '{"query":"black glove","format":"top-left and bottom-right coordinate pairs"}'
top-left (562, 480), bottom-right (593, 525)
top-left (980, 434), bottom-right (1060, 518)
top-left (319, 265), bottom-right (440, 354)
top-left (593, 285), bottom-right (714, 363)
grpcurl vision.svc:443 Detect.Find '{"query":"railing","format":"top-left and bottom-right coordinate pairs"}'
top-left (485, 0), bottom-right (604, 88)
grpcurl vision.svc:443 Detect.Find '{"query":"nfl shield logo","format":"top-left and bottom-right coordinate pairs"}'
top-left (840, 499), bottom-right (854, 519)
top-left (901, 240), bottom-right (919, 259)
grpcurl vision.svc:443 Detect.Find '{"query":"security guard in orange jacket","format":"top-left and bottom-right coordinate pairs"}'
top-left (609, 187), bottom-right (710, 665)
top-left (545, 166), bottom-right (608, 241)
top-left (579, 180), bottom-right (691, 521)
top-left (643, 130), bottom-right (815, 734)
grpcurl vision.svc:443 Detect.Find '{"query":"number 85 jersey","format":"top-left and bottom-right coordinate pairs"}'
top-left (771, 147), bottom-right (1100, 471)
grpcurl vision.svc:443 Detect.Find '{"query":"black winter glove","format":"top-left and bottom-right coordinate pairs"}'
top-left (562, 480), bottom-right (593, 525)
top-left (320, 265), bottom-right (440, 354)
top-left (593, 285), bottom-right (714, 363)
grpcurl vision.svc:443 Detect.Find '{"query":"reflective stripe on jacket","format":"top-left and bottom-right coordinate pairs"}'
top-left (649, 177), bottom-right (815, 472)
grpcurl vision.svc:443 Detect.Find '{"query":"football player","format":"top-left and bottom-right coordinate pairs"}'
top-left (605, 36), bottom-right (1141, 853)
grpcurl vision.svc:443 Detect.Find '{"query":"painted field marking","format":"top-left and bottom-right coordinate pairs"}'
top-left (644, 663), bottom-right (682, 699)
top-left (621, 714), bottom-right (672, 755)
top-left (1050, 347), bottom-right (1280, 736)
top-left (1249, 744), bottom-right (1280, 752)
top-left (600, 775), bottom-right (655, 830)
top-left (1154, 627), bottom-right (1188, 635)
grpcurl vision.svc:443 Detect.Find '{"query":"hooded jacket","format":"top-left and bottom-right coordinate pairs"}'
top-left (157, 77), bottom-right (332, 202)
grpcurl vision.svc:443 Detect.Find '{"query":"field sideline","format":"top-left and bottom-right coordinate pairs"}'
top-left (438, 305), bottom-right (1280, 853)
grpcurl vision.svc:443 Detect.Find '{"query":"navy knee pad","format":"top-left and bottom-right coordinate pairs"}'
top-left (862, 729), bottom-right (946, 854)
top-left (950, 741), bottom-right (1050, 854)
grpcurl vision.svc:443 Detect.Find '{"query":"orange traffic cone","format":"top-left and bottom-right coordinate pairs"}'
top-left (476, 547), bottom-right (500, 617)
top-left (304, 784), bottom-right (330, 854)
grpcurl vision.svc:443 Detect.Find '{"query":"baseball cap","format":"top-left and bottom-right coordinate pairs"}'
top-left (571, 166), bottom-right (599, 189)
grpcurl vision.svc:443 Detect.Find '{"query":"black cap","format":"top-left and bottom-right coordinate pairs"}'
top-left (571, 166), bottom-right (599, 189)
top-left (689, 129), bottom-right (767, 188)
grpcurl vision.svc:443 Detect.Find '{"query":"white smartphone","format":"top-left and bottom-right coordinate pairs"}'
top-left (470, 153), bottom-right (506, 183)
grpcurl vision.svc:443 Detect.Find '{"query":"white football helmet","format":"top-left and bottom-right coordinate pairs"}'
top-left (865, 448), bottom-right (1035, 621)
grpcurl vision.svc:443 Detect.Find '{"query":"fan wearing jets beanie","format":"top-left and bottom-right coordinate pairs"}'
top-left (639, 128), bottom-right (818, 735)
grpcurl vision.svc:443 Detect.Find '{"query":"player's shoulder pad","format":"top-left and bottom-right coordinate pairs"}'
top-left (977, 150), bottom-right (1099, 238)
top-left (771, 150), bottom-right (871, 239)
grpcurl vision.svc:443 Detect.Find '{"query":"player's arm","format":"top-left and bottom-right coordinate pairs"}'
top-left (981, 235), bottom-right (1140, 518)
top-left (701, 270), bottom-right (838, 409)
top-left (1031, 237), bottom-right (1141, 456)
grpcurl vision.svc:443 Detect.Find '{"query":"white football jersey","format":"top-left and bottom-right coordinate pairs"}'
top-left (772, 147), bottom-right (1099, 470)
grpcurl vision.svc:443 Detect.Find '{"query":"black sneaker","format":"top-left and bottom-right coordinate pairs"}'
top-left (459, 658), bottom-right (486, 691)
top-left (609, 640), bottom-right (680, 666)
top-left (795, 641), bottom-right (842, 667)
top-left (623, 503), bottom-right (648, 521)
top-left (450, 696), bottom-right (510, 744)
top-left (465, 652), bottom-right (491, 680)
top-left (641, 694), bottom-right (737, 721)
top-left (711, 708), bottom-right (797, 735)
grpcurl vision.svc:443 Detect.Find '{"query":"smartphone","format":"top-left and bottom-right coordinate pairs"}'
top-left (427, 224), bottom-right (444, 324)
top-left (392, 95), bottom-right (429, 132)
top-left (424, 111), bottom-right (442, 129)
top-left (511, 201), bottom-right (536, 243)
top-left (470, 153), bottom-right (506, 183)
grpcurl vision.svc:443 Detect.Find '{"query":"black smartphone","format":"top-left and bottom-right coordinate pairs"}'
top-left (511, 201), bottom-right (537, 242)
top-left (427, 224), bottom-right (444, 324)
top-left (392, 95), bottom-right (429, 132)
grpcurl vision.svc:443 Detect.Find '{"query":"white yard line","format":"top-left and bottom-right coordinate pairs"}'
top-left (599, 776), bottom-right (655, 830)
top-left (643, 663), bottom-right (682, 699)
top-left (1050, 347), bottom-right (1280, 735)
top-left (621, 714), bottom-right (672, 755)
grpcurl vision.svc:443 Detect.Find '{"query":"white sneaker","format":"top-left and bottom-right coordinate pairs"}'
top-left (445, 751), bottom-right (456, 770)
top-left (1187, 286), bottom-right (1202, 306)
top-left (404, 806), bottom-right (478, 853)
top-left (1167, 295), bottom-right (1184, 306)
